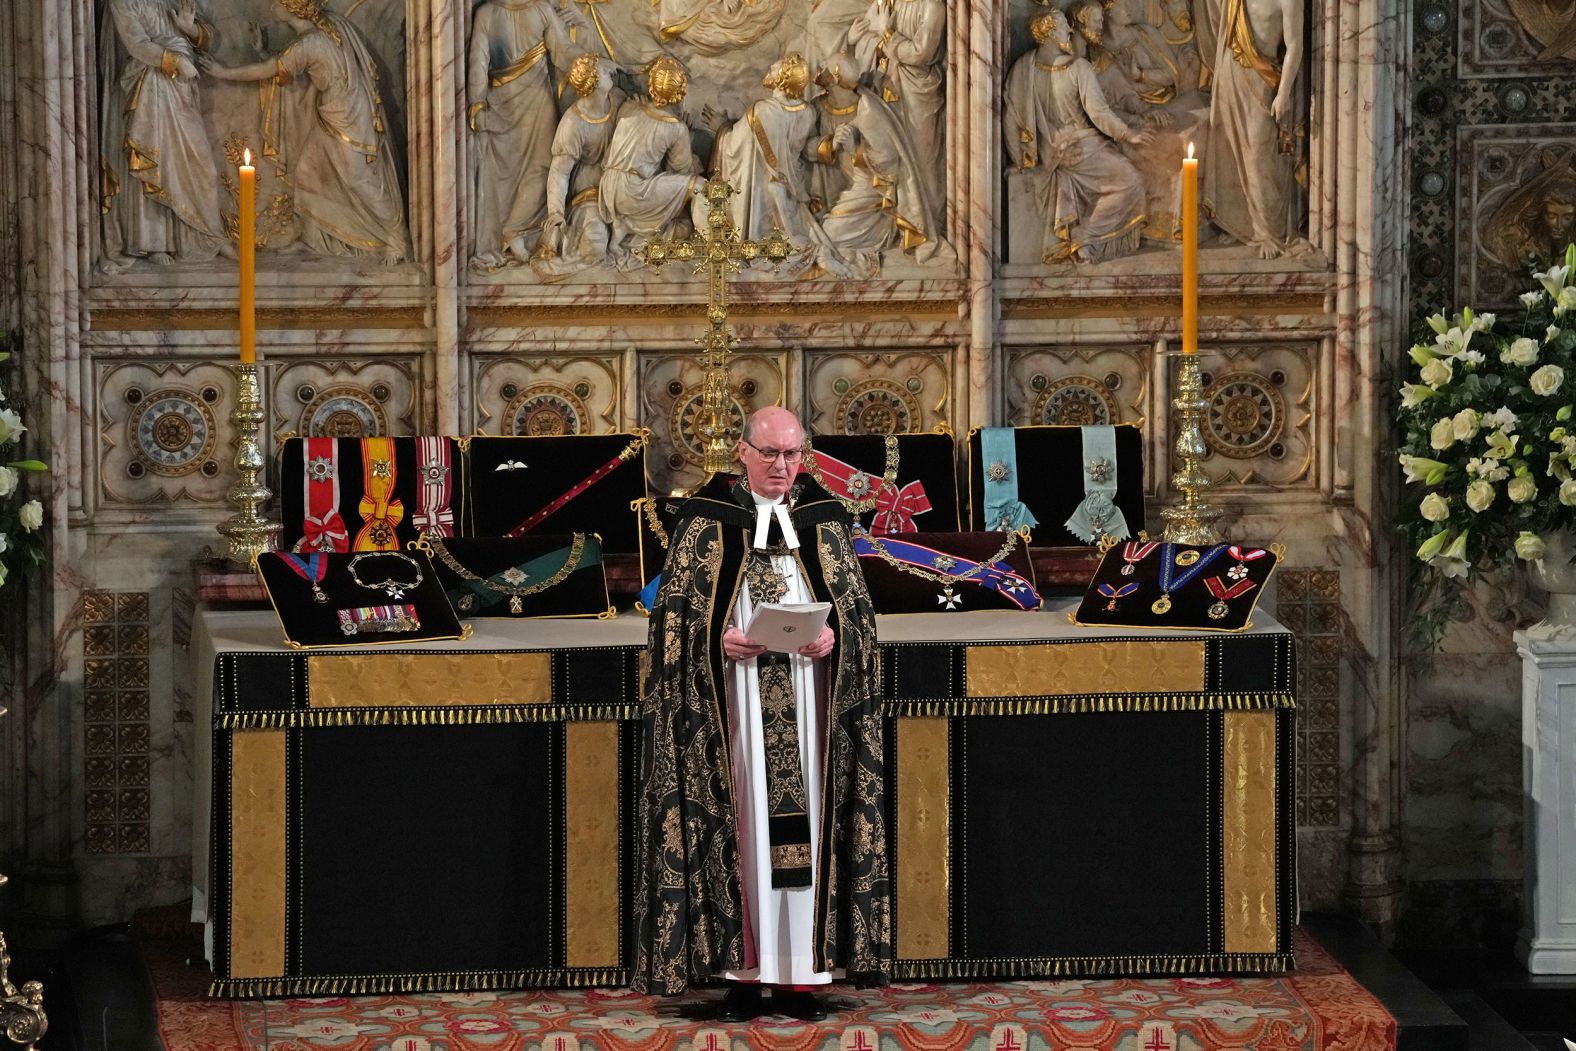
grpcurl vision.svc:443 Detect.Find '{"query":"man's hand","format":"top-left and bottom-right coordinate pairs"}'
top-left (798, 625), bottom-right (835, 660)
top-left (723, 626), bottom-right (767, 661)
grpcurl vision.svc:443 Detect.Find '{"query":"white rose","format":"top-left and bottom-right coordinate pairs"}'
top-left (1509, 474), bottom-right (1538, 503)
top-left (1521, 291), bottom-right (1545, 307)
top-left (18, 499), bottom-right (42, 532)
top-left (1465, 479), bottom-right (1495, 512)
top-left (1474, 313), bottom-right (1497, 331)
top-left (1420, 357), bottom-right (1454, 388)
top-left (1561, 287), bottom-right (1576, 311)
top-left (0, 532), bottom-right (9, 555)
top-left (1561, 479), bottom-right (1576, 506)
top-left (1503, 337), bottom-right (1540, 367)
top-left (1516, 532), bottom-right (1548, 561)
top-left (1452, 408), bottom-right (1480, 441)
top-left (0, 467), bottom-right (18, 498)
top-left (1419, 492), bottom-right (1450, 522)
top-left (1430, 418), bottom-right (1455, 450)
top-left (1548, 325), bottom-right (1562, 343)
top-left (1532, 364), bottom-right (1566, 396)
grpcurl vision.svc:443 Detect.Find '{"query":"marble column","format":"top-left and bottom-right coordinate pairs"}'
top-left (1515, 631), bottom-right (1576, 973)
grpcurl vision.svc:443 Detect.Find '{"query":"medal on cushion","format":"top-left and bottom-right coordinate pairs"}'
top-left (282, 552), bottom-right (330, 603)
top-left (337, 604), bottom-right (420, 635)
top-left (1098, 581), bottom-right (1138, 611)
top-left (938, 583), bottom-right (962, 610)
top-left (1227, 545), bottom-right (1268, 581)
top-left (1120, 540), bottom-right (1159, 577)
top-left (1204, 575), bottom-right (1257, 619)
top-left (347, 551), bottom-right (424, 599)
top-left (1151, 543), bottom-right (1226, 615)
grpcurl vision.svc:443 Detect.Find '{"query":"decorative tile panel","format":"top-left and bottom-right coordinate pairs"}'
top-left (804, 350), bottom-right (952, 436)
top-left (1003, 346), bottom-right (1150, 426)
top-left (95, 360), bottom-right (237, 508)
top-left (1459, 0), bottom-right (1576, 77)
top-left (638, 351), bottom-right (788, 495)
top-left (1275, 569), bottom-right (1341, 829)
top-left (1455, 125), bottom-right (1576, 308)
top-left (1181, 344), bottom-right (1315, 489)
top-left (268, 358), bottom-right (422, 439)
top-left (471, 355), bottom-right (623, 435)
top-left (82, 589), bottom-right (152, 854)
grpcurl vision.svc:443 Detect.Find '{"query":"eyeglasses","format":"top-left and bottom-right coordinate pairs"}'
top-left (741, 439), bottom-right (804, 465)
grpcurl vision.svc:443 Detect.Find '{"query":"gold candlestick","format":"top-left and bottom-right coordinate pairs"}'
top-left (1159, 353), bottom-right (1223, 544)
top-left (0, 921), bottom-right (46, 1050)
top-left (217, 363), bottom-right (274, 565)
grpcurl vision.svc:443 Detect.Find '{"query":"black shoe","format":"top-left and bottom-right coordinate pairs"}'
top-left (773, 990), bottom-right (829, 1022)
top-left (716, 983), bottom-right (764, 1022)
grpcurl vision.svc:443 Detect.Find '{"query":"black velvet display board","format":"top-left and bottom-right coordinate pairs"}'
top-left (465, 435), bottom-right (648, 553)
top-left (256, 551), bottom-right (466, 647)
top-left (1072, 541), bottom-right (1280, 632)
top-left (806, 432), bottom-right (961, 532)
top-left (277, 437), bottom-right (467, 553)
top-left (965, 425), bottom-right (1146, 544)
top-left (855, 531), bottom-right (1041, 613)
top-left (426, 534), bottom-right (612, 619)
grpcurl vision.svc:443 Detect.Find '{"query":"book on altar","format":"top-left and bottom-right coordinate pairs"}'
top-left (743, 602), bottom-right (832, 652)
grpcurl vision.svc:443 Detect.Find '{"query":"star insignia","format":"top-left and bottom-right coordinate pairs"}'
top-left (845, 471), bottom-right (872, 497)
top-left (986, 461), bottom-right (1011, 483)
top-left (931, 555), bottom-right (958, 570)
top-left (307, 456), bottom-right (334, 483)
top-left (423, 463), bottom-right (450, 483)
top-left (502, 567), bottom-right (529, 585)
top-left (1085, 457), bottom-right (1114, 484)
top-left (371, 459), bottom-right (393, 479)
top-left (1228, 564), bottom-right (1249, 581)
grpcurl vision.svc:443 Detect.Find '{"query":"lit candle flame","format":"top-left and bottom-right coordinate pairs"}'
top-left (1186, 142), bottom-right (1195, 160)
top-left (243, 147), bottom-right (252, 167)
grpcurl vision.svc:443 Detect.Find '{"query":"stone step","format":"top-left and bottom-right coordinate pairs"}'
top-left (1442, 990), bottom-right (1542, 1051)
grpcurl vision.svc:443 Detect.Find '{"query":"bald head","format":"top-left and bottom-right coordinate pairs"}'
top-left (738, 406), bottom-right (804, 498)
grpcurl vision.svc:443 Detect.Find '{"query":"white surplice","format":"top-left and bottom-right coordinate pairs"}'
top-left (721, 491), bottom-right (832, 986)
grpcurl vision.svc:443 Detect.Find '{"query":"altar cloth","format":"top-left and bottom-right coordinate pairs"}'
top-left (193, 603), bottom-right (1296, 996)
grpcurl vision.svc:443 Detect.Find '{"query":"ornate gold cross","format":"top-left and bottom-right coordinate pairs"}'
top-left (639, 179), bottom-right (792, 475)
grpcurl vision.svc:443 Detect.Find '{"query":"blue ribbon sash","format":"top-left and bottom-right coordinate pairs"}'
top-left (854, 533), bottom-right (1042, 610)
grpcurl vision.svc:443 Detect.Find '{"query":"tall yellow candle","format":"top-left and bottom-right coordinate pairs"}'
top-left (239, 150), bottom-right (256, 365)
top-left (1181, 142), bottom-right (1198, 356)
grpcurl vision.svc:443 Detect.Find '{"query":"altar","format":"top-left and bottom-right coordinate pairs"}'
top-left (192, 602), bottom-right (1297, 998)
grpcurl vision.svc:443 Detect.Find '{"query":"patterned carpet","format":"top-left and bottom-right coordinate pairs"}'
top-left (147, 931), bottom-right (1394, 1051)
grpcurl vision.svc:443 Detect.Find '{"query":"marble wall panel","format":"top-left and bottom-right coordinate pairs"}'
top-left (1186, 342), bottom-right (1316, 489)
top-left (638, 349), bottom-right (788, 493)
top-left (803, 349), bottom-right (952, 436)
top-left (93, 358), bottom-right (239, 510)
top-left (469, 353), bottom-right (626, 435)
top-left (267, 356), bottom-right (424, 439)
top-left (1458, 0), bottom-right (1576, 77)
top-left (1003, 344), bottom-right (1152, 427)
top-left (1455, 123), bottom-right (1576, 308)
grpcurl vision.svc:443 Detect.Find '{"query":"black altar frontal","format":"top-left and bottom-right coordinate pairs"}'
top-left (192, 604), bottom-right (1297, 998)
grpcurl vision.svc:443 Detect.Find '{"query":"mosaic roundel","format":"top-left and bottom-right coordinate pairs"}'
top-left (302, 386), bottom-right (388, 438)
top-left (672, 385), bottom-right (748, 466)
top-left (130, 389), bottom-right (218, 476)
top-left (507, 383), bottom-right (588, 436)
top-left (836, 379), bottom-right (920, 435)
top-left (1205, 371), bottom-right (1284, 459)
top-left (1034, 376), bottom-right (1119, 426)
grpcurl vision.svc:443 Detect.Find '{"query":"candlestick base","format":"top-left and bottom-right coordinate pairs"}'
top-left (217, 364), bottom-right (276, 567)
top-left (1160, 353), bottom-right (1224, 545)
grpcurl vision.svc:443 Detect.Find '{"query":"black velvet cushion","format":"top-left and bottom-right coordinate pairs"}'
top-left (465, 434), bottom-right (648, 553)
top-left (854, 530), bottom-right (1042, 614)
top-left (806, 432), bottom-right (961, 532)
top-left (1072, 541), bottom-right (1279, 631)
top-left (277, 437), bottom-right (469, 553)
top-left (425, 534), bottom-right (611, 619)
top-left (965, 425), bottom-right (1146, 544)
top-left (257, 551), bottom-right (465, 647)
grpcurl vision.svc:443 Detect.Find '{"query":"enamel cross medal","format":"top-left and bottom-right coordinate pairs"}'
top-left (1151, 544), bottom-right (1225, 615)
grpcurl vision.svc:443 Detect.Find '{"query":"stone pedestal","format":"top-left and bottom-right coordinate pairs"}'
top-left (1515, 630), bottom-right (1576, 973)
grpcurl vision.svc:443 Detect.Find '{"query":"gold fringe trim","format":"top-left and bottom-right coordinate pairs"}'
top-left (893, 952), bottom-right (1291, 980)
top-left (883, 692), bottom-right (1295, 717)
top-left (219, 703), bottom-right (638, 729)
top-left (209, 968), bottom-right (629, 999)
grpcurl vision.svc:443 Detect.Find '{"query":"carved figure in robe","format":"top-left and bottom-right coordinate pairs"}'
top-left (807, 0), bottom-right (871, 70)
top-left (1505, 0), bottom-right (1576, 61)
top-left (1121, 0), bottom-right (1203, 100)
top-left (820, 87), bottom-right (943, 276)
top-left (656, 0), bottom-right (787, 55)
top-left (1484, 151), bottom-right (1576, 272)
top-left (598, 56), bottom-right (706, 262)
top-left (208, 0), bottom-right (409, 264)
top-left (1003, 8), bottom-right (1152, 264)
top-left (534, 53), bottom-right (625, 279)
top-left (807, 57), bottom-right (863, 213)
top-left (99, 0), bottom-right (228, 269)
top-left (848, 0), bottom-right (946, 209)
top-left (1201, 0), bottom-right (1307, 257)
top-left (466, 0), bottom-right (575, 270)
top-left (708, 53), bottom-right (848, 278)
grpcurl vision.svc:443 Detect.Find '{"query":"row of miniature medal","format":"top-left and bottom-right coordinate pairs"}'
top-left (1098, 542), bottom-right (1267, 620)
top-left (279, 552), bottom-right (427, 635)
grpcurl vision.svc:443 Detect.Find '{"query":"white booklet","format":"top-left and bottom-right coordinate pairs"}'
top-left (743, 602), bottom-right (832, 653)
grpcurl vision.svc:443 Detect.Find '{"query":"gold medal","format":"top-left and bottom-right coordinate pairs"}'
top-left (1208, 600), bottom-right (1229, 620)
top-left (1151, 593), bottom-right (1172, 615)
top-left (1175, 549), bottom-right (1200, 567)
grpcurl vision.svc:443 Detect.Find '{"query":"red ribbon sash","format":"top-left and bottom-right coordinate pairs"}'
top-left (412, 437), bottom-right (455, 538)
top-left (296, 437), bottom-right (350, 553)
top-left (809, 449), bottom-right (932, 535)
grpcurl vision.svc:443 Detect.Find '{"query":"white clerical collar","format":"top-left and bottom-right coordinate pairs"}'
top-left (750, 488), bottom-right (799, 550)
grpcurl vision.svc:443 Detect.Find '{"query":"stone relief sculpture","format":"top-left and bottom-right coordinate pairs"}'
top-left (1484, 147), bottom-right (1576, 273)
top-left (208, 0), bottom-right (410, 265)
top-left (98, 0), bottom-right (230, 271)
top-left (533, 53), bottom-right (625, 278)
top-left (848, 0), bottom-right (947, 209)
top-left (466, 0), bottom-right (577, 270)
top-left (1004, 8), bottom-right (1154, 264)
top-left (597, 56), bottom-right (708, 261)
top-left (1504, 0), bottom-right (1576, 61)
top-left (657, 0), bottom-right (787, 54)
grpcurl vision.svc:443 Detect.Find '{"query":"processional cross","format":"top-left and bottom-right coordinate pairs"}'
top-left (639, 179), bottom-right (792, 475)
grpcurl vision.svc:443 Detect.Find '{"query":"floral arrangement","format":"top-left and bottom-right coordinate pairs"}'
top-left (0, 334), bottom-right (46, 585)
top-left (1397, 244), bottom-right (1576, 633)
